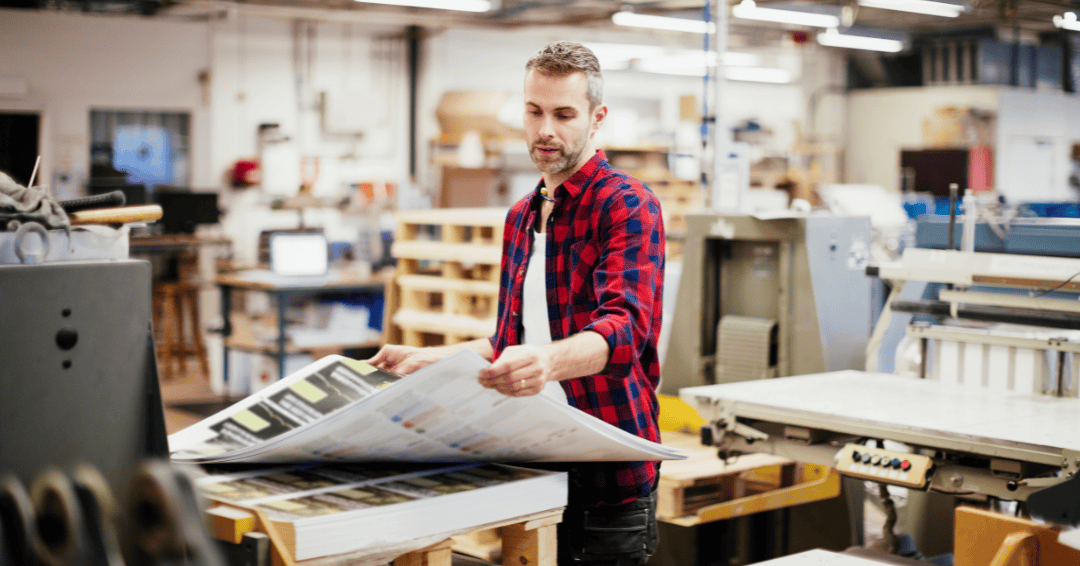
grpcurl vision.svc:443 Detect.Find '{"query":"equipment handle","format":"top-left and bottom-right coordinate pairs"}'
top-left (68, 205), bottom-right (163, 226)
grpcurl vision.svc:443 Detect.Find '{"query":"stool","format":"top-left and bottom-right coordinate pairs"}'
top-left (152, 280), bottom-right (209, 380)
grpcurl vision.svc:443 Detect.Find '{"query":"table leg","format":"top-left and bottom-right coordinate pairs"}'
top-left (277, 291), bottom-right (288, 381)
top-left (221, 286), bottom-right (232, 388)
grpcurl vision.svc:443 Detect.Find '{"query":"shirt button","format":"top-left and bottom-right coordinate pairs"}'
top-left (518, 268), bottom-right (525, 277)
top-left (512, 311), bottom-right (519, 317)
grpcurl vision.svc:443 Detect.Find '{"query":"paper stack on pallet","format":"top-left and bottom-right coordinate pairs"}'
top-left (195, 463), bottom-right (564, 561)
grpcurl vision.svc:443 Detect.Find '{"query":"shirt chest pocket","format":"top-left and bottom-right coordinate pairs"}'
top-left (568, 239), bottom-right (601, 293)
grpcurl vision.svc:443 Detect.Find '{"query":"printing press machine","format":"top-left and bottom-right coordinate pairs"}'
top-left (680, 247), bottom-right (1080, 561)
top-left (0, 216), bottom-right (229, 565)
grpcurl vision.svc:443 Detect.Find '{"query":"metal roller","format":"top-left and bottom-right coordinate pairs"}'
top-left (0, 475), bottom-right (37, 566)
top-left (29, 468), bottom-right (86, 566)
top-left (70, 464), bottom-right (126, 566)
top-left (126, 460), bottom-right (225, 566)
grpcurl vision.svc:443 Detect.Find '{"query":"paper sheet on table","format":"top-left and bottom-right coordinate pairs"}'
top-left (169, 350), bottom-right (685, 463)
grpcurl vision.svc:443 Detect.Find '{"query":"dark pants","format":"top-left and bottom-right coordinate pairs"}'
top-left (556, 481), bottom-right (659, 566)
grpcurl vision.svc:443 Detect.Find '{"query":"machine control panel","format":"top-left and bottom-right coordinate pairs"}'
top-left (835, 443), bottom-right (933, 488)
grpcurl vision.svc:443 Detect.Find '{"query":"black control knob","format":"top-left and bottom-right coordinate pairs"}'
top-left (55, 327), bottom-right (78, 350)
top-left (852, 451), bottom-right (862, 463)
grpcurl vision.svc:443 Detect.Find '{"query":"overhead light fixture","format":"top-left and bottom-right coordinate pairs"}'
top-left (632, 59), bottom-right (791, 83)
top-left (817, 28), bottom-right (905, 52)
top-left (1053, 12), bottom-right (1080, 31)
top-left (723, 67), bottom-right (792, 83)
top-left (857, 0), bottom-right (963, 17)
top-left (611, 11), bottom-right (716, 34)
top-left (353, 0), bottom-right (491, 12)
top-left (732, 0), bottom-right (841, 28)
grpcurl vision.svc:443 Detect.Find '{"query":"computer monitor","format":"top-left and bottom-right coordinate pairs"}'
top-left (269, 232), bottom-right (329, 277)
top-left (154, 191), bottom-right (221, 234)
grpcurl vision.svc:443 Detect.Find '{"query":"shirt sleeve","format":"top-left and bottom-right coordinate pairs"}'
top-left (581, 186), bottom-right (665, 379)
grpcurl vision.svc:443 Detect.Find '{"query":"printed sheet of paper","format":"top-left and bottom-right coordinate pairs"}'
top-left (169, 350), bottom-right (684, 464)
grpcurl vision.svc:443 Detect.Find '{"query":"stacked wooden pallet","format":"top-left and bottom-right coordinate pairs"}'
top-left (647, 178), bottom-right (702, 237)
top-left (387, 207), bottom-right (508, 347)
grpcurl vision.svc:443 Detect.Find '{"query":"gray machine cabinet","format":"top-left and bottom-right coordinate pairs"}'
top-left (662, 214), bottom-right (871, 394)
top-left (0, 259), bottom-right (162, 499)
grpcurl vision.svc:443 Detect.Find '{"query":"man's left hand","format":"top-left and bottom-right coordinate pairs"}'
top-left (478, 344), bottom-right (554, 397)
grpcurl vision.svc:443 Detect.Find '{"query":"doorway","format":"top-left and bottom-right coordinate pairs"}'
top-left (0, 112), bottom-right (41, 186)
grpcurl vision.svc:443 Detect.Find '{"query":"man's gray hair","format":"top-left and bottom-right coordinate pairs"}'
top-left (526, 41), bottom-right (603, 109)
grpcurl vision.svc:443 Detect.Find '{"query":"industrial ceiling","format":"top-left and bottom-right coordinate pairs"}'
top-left (4, 0), bottom-right (1079, 38)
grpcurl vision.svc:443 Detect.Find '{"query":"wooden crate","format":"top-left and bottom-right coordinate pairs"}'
top-left (387, 208), bottom-right (508, 347)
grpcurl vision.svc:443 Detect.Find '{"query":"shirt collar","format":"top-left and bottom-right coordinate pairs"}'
top-left (537, 149), bottom-right (606, 200)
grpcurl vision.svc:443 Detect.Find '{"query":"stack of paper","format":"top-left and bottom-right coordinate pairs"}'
top-left (169, 350), bottom-right (685, 464)
top-left (194, 463), bottom-right (565, 561)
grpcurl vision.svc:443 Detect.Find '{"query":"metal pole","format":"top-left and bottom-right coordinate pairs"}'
top-left (711, 0), bottom-right (729, 211)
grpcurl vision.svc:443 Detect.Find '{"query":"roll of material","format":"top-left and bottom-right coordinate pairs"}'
top-left (0, 475), bottom-right (36, 565)
top-left (30, 468), bottom-right (86, 566)
top-left (127, 460), bottom-right (225, 566)
top-left (70, 465), bottom-right (125, 566)
top-left (2, 462), bottom-right (224, 566)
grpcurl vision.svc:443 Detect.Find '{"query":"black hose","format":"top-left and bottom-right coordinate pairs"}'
top-left (58, 191), bottom-right (126, 214)
top-left (891, 300), bottom-right (1080, 330)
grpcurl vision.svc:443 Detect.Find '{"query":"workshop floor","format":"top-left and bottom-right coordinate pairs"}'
top-left (159, 360), bottom-right (219, 435)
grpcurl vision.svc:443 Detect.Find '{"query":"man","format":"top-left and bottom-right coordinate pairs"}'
top-left (368, 41), bottom-right (664, 565)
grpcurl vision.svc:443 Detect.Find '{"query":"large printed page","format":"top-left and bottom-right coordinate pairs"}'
top-left (169, 350), bottom-right (684, 463)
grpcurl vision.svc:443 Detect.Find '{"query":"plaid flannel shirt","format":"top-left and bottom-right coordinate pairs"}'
top-left (489, 150), bottom-right (665, 506)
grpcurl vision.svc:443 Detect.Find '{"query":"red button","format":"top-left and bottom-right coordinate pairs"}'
top-left (901, 460), bottom-right (911, 471)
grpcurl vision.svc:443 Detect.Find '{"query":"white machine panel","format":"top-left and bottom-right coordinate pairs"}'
top-left (682, 371), bottom-right (1080, 459)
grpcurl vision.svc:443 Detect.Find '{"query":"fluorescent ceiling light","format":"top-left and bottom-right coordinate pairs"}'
top-left (353, 0), bottom-right (491, 11)
top-left (633, 59), bottom-right (791, 83)
top-left (722, 52), bottom-right (764, 66)
top-left (817, 28), bottom-right (904, 52)
top-left (724, 67), bottom-right (792, 83)
top-left (858, 0), bottom-right (962, 17)
top-left (732, 0), bottom-right (840, 28)
top-left (612, 11), bottom-right (716, 34)
top-left (1054, 12), bottom-right (1080, 31)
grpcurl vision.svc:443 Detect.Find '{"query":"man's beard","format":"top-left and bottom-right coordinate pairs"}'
top-left (529, 134), bottom-right (587, 176)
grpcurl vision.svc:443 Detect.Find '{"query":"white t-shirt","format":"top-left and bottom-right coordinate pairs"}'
top-left (521, 229), bottom-right (569, 404)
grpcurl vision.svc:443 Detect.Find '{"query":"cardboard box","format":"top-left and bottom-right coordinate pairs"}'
top-left (435, 90), bottom-right (523, 145)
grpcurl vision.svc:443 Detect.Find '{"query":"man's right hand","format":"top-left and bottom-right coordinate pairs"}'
top-left (366, 344), bottom-right (448, 375)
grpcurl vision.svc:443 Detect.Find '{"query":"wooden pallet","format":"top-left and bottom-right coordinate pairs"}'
top-left (387, 208), bottom-right (508, 347)
top-left (206, 504), bottom-right (561, 566)
top-left (656, 436), bottom-right (792, 521)
top-left (656, 432), bottom-right (841, 526)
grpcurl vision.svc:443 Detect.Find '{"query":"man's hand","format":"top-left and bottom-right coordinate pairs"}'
top-left (366, 344), bottom-right (448, 375)
top-left (477, 344), bottom-right (554, 397)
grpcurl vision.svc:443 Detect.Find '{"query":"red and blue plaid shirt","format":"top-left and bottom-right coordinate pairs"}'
top-left (489, 150), bottom-right (665, 506)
